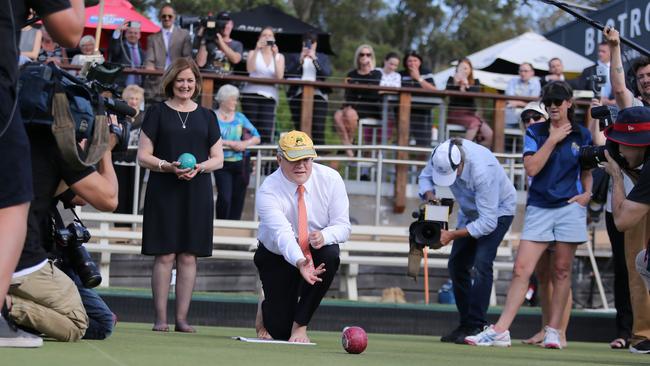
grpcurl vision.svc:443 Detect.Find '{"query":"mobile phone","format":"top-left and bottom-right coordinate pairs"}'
top-left (266, 40), bottom-right (275, 46)
top-left (304, 40), bottom-right (312, 49)
top-left (128, 21), bottom-right (141, 28)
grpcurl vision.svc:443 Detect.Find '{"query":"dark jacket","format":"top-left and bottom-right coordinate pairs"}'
top-left (284, 52), bottom-right (332, 98)
top-left (108, 35), bottom-right (145, 87)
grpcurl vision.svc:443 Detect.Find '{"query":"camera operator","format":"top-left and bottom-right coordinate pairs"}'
top-left (604, 26), bottom-right (650, 109)
top-left (0, 0), bottom-right (84, 348)
top-left (4, 116), bottom-right (120, 343)
top-left (418, 138), bottom-right (516, 344)
top-left (602, 106), bottom-right (650, 354)
top-left (108, 20), bottom-right (144, 87)
top-left (195, 11), bottom-right (243, 73)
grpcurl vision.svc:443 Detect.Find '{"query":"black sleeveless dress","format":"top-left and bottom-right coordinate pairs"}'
top-left (141, 102), bottom-right (221, 257)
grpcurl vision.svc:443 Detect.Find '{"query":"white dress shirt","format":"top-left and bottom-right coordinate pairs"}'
top-left (256, 163), bottom-right (351, 267)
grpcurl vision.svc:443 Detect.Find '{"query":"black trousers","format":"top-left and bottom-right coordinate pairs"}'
top-left (605, 211), bottom-right (633, 340)
top-left (410, 106), bottom-right (432, 147)
top-left (254, 242), bottom-right (340, 341)
top-left (213, 160), bottom-right (249, 220)
top-left (113, 163), bottom-right (145, 216)
top-left (241, 93), bottom-right (276, 144)
top-left (288, 94), bottom-right (328, 145)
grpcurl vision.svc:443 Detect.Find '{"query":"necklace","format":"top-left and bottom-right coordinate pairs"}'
top-left (177, 110), bottom-right (190, 129)
top-left (218, 109), bottom-right (234, 121)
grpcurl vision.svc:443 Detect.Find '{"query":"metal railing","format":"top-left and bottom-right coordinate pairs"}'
top-left (119, 144), bottom-right (523, 227)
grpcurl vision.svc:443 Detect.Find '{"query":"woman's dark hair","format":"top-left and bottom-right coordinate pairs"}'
top-left (302, 31), bottom-right (318, 44)
top-left (541, 80), bottom-right (574, 121)
top-left (403, 50), bottom-right (422, 67)
top-left (161, 57), bottom-right (202, 99)
top-left (384, 52), bottom-right (400, 61)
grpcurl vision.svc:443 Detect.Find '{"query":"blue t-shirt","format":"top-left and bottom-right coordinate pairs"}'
top-left (523, 121), bottom-right (592, 208)
top-left (216, 112), bottom-right (260, 162)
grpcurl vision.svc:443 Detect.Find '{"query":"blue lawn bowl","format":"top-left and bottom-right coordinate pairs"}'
top-left (177, 153), bottom-right (197, 170)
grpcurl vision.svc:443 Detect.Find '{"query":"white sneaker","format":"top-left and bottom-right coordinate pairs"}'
top-left (464, 325), bottom-right (511, 347)
top-left (543, 326), bottom-right (562, 349)
top-left (0, 316), bottom-right (43, 348)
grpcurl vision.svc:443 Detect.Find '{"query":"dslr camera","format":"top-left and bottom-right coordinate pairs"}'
top-left (51, 210), bottom-right (102, 288)
top-left (586, 64), bottom-right (607, 99)
top-left (409, 199), bottom-right (454, 250)
top-left (579, 105), bottom-right (627, 170)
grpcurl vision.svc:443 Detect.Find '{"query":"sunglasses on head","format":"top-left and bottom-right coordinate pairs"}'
top-left (358, 53), bottom-right (372, 58)
top-left (542, 98), bottom-right (566, 107)
top-left (161, 14), bottom-right (174, 19)
top-left (521, 111), bottom-right (544, 123)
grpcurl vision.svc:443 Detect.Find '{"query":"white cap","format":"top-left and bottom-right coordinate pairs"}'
top-left (430, 140), bottom-right (462, 187)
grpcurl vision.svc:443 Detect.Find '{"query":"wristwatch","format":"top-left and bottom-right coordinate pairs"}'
top-left (417, 77), bottom-right (425, 83)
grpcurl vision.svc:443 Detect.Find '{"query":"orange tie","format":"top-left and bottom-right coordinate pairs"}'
top-left (297, 185), bottom-right (311, 259)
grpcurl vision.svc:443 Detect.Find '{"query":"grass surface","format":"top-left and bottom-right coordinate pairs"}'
top-left (2, 322), bottom-right (643, 366)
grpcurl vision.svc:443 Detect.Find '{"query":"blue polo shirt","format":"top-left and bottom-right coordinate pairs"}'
top-left (523, 121), bottom-right (592, 208)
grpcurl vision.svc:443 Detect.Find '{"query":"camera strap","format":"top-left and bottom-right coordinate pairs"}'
top-left (51, 92), bottom-right (110, 171)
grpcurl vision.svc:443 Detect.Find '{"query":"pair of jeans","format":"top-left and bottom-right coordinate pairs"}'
top-left (63, 267), bottom-right (114, 340)
top-left (241, 93), bottom-right (277, 144)
top-left (448, 215), bottom-right (514, 329)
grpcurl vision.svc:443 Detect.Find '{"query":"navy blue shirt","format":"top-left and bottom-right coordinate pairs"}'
top-left (523, 121), bottom-right (592, 208)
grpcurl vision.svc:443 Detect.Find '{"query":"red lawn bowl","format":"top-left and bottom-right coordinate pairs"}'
top-left (341, 326), bottom-right (368, 354)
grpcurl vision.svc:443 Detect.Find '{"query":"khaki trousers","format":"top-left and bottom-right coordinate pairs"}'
top-left (624, 214), bottom-right (650, 345)
top-left (9, 261), bottom-right (88, 341)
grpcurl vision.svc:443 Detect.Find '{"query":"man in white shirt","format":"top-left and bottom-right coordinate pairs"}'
top-left (504, 62), bottom-right (541, 127)
top-left (254, 131), bottom-right (351, 343)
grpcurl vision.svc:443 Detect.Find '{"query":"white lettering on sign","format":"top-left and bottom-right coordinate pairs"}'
top-left (646, 2), bottom-right (650, 31)
top-left (631, 8), bottom-right (642, 37)
top-left (618, 13), bottom-right (628, 36)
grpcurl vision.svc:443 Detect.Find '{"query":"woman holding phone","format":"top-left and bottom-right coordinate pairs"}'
top-left (445, 58), bottom-right (492, 147)
top-left (240, 27), bottom-right (285, 143)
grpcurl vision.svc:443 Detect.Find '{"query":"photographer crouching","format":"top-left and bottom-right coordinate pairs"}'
top-left (602, 106), bottom-right (650, 354)
top-left (418, 138), bottom-right (516, 344)
top-left (4, 68), bottom-right (123, 342)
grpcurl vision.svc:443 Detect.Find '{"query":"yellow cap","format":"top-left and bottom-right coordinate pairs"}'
top-left (278, 131), bottom-right (317, 162)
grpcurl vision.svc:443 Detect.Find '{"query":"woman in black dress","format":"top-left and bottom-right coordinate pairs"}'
top-left (334, 44), bottom-right (382, 157)
top-left (400, 50), bottom-right (437, 147)
top-left (137, 58), bottom-right (223, 333)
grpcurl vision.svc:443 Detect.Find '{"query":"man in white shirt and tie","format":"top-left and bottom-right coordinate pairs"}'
top-left (254, 131), bottom-right (351, 343)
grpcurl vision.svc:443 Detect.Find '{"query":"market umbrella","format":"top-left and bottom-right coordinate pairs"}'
top-left (230, 5), bottom-right (334, 55)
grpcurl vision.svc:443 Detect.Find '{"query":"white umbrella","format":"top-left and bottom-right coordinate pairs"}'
top-left (468, 31), bottom-right (594, 73)
top-left (434, 31), bottom-right (594, 90)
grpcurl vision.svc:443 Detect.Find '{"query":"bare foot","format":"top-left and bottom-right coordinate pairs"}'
top-left (289, 322), bottom-right (310, 343)
top-left (174, 322), bottom-right (196, 333)
top-left (522, 330), bottom-right (544, 345)
top-left (152, 323), bottom-right (169, 332)
top-left (255, 298), bottom-right (271, 339)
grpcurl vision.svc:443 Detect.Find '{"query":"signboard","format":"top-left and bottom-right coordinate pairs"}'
top-left (546, 0), bottom-right (650, 65)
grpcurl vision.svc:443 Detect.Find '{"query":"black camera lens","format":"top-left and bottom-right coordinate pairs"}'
top-left (578, 145), bottom-right (607, 170)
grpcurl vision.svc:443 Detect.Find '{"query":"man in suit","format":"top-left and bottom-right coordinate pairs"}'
top-left (573, 41), bottom-right (616, 106)
top-left (144, 4), bottom-right (191, 100)
top-left (108, 21), bottom-right (144, 88)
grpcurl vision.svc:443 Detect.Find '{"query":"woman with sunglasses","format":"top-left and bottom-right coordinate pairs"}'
top-left (334, 44), bottom-right (382, 157)
top-left (446, 58), bottom-right (493, 147)
top-left (466, 81), bottom-right (593, 349)
top-left (518, 100), bottom-right (572, 348)
top-left (400, 50), bottom-right (436, 146)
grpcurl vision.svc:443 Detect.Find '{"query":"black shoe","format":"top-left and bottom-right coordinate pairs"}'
top-left (454, 327), bottom-right (482, 344)
top-left (630, 339), bottom-right (650, 354)
top-left (440, 326), bottom-right (466, 343)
